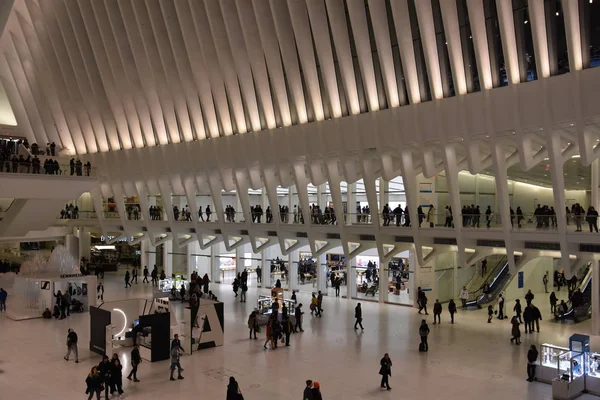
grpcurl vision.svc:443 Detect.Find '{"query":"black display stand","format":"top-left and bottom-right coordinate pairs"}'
top-left (139, 312), bottom-right (170, 362)
top-left (89, 306), bottom-right (111, 356)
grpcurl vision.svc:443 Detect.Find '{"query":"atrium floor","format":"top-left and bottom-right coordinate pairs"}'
top-left (0, 271), bottom-right (598, 400)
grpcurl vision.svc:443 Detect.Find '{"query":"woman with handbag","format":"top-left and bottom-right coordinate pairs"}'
top-left (85, 367), bottom-right (102, 400)
top-left (227, 376), bottom-right (244, 400)
top-left (109, 358), bottom-right (124, 397)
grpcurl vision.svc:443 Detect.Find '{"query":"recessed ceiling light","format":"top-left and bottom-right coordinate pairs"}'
top-left (556, 11), bottom-right (560, 16)
top-left (525, 20), bottom-right (529, 24)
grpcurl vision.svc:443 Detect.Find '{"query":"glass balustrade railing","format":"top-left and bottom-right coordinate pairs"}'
top-left (0, 161), bottom-right (96, 176)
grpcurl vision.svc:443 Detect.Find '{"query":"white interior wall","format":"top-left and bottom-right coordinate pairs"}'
top-left (503, 257), bottom-right (554, 301)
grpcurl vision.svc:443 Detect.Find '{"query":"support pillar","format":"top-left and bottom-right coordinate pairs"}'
top-left (289, 250), bottom-right (299, 291)
top-left (78, 228), bottom-right (91, 262)
top-left (261, 247), bottom-right (272, 288)
top-left (163, 240), bottom-right (173, 277)
top-left (211, 245), bottom-right (221, 283)
top-left (171, 244), bottom-right (188, 277)
top-left (592, 261), bottom-right (600, 335)
top-left (347, 182), bottom-right (356, 225)
top-left (348, 257), bottom-right (357, 298)
top-left (379, 178), bottom-right (389, 212)
top-left (379, 257), bottom-right (388, 303)
top-left (592, 159), bottom-right (600, 211)
top-left (317, 184), bottom-right (326, 208)
top-left (288, 185), bottom-right (295, 224)
top-left (65, 234), bottom-right (79, 263)
top-left (317, 254), bottom-right (327, 293)
top-left (236, 246), bottom-right (245, 276)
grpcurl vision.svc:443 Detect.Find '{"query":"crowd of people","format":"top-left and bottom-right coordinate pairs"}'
top-left (0, 138), bottom-right (92, 176)
top-left (59, 204), bottom-right (80, 219)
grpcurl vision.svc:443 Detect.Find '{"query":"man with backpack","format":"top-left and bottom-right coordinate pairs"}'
top-left (419, 319), bottom-right (430, 352)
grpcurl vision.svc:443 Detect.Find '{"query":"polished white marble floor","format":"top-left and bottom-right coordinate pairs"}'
top-left (0, 271), bottom-right (598, 400)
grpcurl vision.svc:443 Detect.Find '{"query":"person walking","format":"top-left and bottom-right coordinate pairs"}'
top-left (109, 358), bottom-right (124, 398)
top-left (132, 267), bottom-right (138, 284)
top-left (143, 266), bottom-right (149, 283)
top-left (419, 319), bottom-right (430, 352)
top-left (459, 286), bottom-right (469, 309)
top-left (514, 299), bottom-right (523, 323)
top-left (127, 344), bottom-right (141, 382)
top-left (487, 304), bottom-right (494, 323)
top-left (248, 311), bottom-right (258, 339)
top-left (379, 353), bottom-right (392, 390)
top-left (124, 271), bottom-right (131, 288)
top-left (64, 328), bottom-right (79, 363)
top-left (283, 315), bottom-right (293, 346)
top-left (550, 292), bottom-right (558, 314)
top-left (170, 343), bottom-right (184, 381)
top-left (510, 315), bottom-right (521, 345)
top-left (304, 380), bottom-right (314, 400)
top-left (532, 303), bottom-right (542, 333)
top-left (354, 303), bottom-right (364, 330)
top-left (256, 265), bottom-right (262, 283)
top-left (448, 299), bottom-right (457, 324)
top-left (316, 290), bottom-right (323, 317)
top-left (525, 289), bottom-right (534, 306)
top-left (85, 367), bottom-right (103, 400)
top-left (311, 382), bottom-right (324, 400)
top-left (433, 299), bottom-right (442, 324)
top-left (294, 304), bottom-right (304, 332)
top-left (264, 316), bottom-right (274, 349)
top-left (481, 258), bottom-right (488, 276)
top-left (527, 345), bottom-right (539, 382)
top-left (226, 376), bottom-right (243, 400)
top-left (97, 355), bottom-right (112, 400)
top-left (543, 273), bottom-right (549, 293)
top-left (417, 287), bottom-right (429, 315)
top-left (0, 287), bottom-right (7, 312)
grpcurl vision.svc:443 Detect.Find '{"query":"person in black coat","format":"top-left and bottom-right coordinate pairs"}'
top-left (433, 299), bottom-right (442, 324)
top-left (527, 345), bottom-right (539, 382)
top-left (448, 299), bottom-right (457, 324)
top-left (109, 358), bottom-right (124, 396)
top-left (226, 376), bottom-right (242, 400)
top-left (531, 304), bottom-right (542, 332)
top-left (85, 366), bottom-right (103, 400)
top-left (304, 380), bottom-right (314, 400)
top-left (513, 299), bottom-right (523, 323)
top-left (379, 353), bottom-right (392, 390)
top-left (97, 355), bottom-right (112, 400)
top-left (354, 303), bottom-right (364, 330)
top-left (523, 305), bottom-right (533, 334)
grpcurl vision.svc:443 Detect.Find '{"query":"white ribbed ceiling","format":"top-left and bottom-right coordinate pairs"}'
top-left (0, 0), bottom-right (592, 155)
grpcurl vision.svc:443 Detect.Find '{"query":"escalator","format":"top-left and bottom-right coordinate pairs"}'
top-left (558, 263), bottom-right (592, 323)
top-left (465, 256), bottom-right (512, 308)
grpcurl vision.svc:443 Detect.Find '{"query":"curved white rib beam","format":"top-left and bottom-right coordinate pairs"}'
top-left (389, 0), bottom-right (421, 104)
top-left (305, 0), bottom-right (342, 119)
top-left (367, 0), bottom-right (400, 107)
top-left (251, 0), bottom-right (292, 127)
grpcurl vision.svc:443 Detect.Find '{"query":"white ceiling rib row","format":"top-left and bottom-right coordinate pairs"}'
top-left (0, 0), bottom-right (589, 155)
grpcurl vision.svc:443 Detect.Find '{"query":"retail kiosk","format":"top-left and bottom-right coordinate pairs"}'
top-left (538, 334), bottom-right (590, 400)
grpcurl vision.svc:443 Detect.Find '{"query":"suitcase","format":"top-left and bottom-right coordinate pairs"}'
top-left (419, 343), bottom-right (426, 352)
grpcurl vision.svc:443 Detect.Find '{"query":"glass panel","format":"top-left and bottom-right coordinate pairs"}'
top-left (513, 0), bottom-right (538, 82)
top-left (484, 0), bottom-right (509, 86)
top-left (545, 0), bottom-right (569, 75)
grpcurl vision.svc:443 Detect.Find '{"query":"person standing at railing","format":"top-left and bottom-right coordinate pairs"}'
top-left (69, 158), bottom-right (75, 175)
top-left (485, 206), bottom-right (492, 228)
top-left (427, 205), bottom-right (435, 228)
top-left (517, 206), bottom-right (524, 228)
top-left (393, 205), bottom-right (403, 227)
top-left (586, 206), bottom-right (599, 233)
top-left (84, 161), bottom-right (91, 176)
top-left (510, 207), bottom-right (515, 228)
top-left (417, 206), bottom-right (424, 227)
top-left (76, 159), bottom-right (83, 176)
top-left (206, 205), bottom-right (211, 221)
top-left (473, 205), bottom-right (481, 228)
top-left (403, 205), bottom-right (410, 227)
